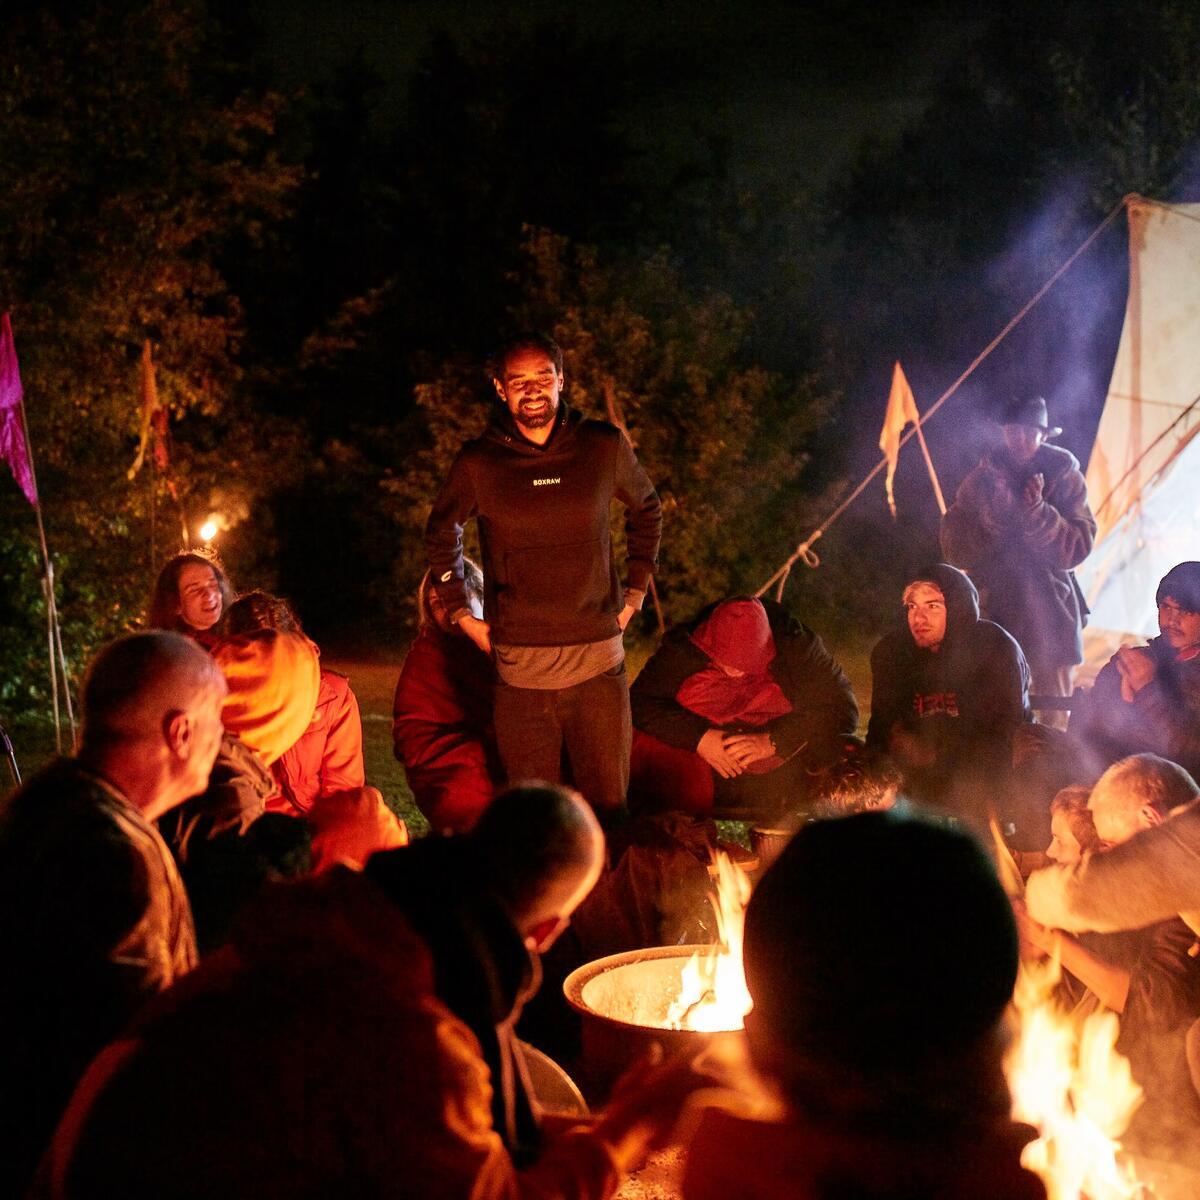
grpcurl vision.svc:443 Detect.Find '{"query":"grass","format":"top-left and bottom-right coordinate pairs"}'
top-left (6, 630), bottom-right (878, 841)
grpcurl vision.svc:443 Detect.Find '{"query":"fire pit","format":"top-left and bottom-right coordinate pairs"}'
top-left (564, 944), bottom-right (746, 1098)
top-left (564, 853), bottom-right (752, 1098)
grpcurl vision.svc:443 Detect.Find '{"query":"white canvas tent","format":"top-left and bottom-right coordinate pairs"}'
top-left (1077, 198), bottom-right (1200, 671)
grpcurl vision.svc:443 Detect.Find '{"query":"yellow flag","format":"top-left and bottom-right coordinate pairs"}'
top-left (879, 361), bottom-right (920, 519)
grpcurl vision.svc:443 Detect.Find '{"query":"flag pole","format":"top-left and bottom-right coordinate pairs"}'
top-left (911, 415), bottom-right (948, 515)
top-left (17, 392), bottom-right (76, 750)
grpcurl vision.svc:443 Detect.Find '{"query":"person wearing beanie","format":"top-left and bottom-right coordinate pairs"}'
top-left (941, 395), bottom-right (1095, 717)
top-left (867, 563), bottom-right (1030, 824)
top-left (159, 629), bottom-right (322, 952)
top-left (628, 596), bottom-right (858, 817)
top-left (1071, 561), bottom-right (1200, 780)
top-left (682, 811), bottom-right (1046, 1200)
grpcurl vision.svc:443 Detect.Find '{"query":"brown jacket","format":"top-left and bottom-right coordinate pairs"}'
top-left (0, 759), bottom-right (196, 1198)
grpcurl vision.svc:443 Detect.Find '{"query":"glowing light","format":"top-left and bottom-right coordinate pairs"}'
top-left (198, 519), bottom-right (219, 543)
top-left (1006, 953), bottom-right (1146, 1199)
top-left (665, 851), bottom-right (753, 1032)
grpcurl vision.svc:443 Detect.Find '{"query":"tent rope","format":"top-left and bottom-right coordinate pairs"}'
top-left (756, 193), bottom-right (1135, 599)
top-left (1092, 389), bottom-right (1200, 521)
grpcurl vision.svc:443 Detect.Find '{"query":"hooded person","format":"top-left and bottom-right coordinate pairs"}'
top-left (682, 811), bottom-right (1046, 1200)
top-left (161, 629), bottom-right (322, 952)
top-left (867, 562), bottom-right (1031, 823)
top-left (1070, 562), bottom-right (1200, 780)
top-left (393, 560), bottom-right (503, 833)
top-left (224, 593), bottom-right (409, 870)
top-left (940, 395), bottom-right (1095, 709)
top-left (628, 596), bottom-right (858, 817)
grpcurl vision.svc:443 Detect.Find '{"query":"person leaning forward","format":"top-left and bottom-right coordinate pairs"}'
top-left (425, 332), bottom-right (662, 818)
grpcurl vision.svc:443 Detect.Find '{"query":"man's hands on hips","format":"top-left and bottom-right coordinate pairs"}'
top-left (456, 614), bottom-right (493, 655)
top-left (617, 603), bottom-right (638, 632)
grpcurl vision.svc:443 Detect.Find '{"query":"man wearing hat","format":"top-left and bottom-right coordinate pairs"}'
top-left (941, 396), bottom-right (1096, 709)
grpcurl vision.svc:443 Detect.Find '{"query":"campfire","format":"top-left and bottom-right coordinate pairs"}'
top-left (665, 851), bottom-right (753, 1032)
top-left (1005, 952), bottom-right (1148, 1200)
top-left (563, 851), bottom-right (753, 1094)
top-left (567, 850), bottom-right (753, 1035)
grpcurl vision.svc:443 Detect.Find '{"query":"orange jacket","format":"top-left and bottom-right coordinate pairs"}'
top-left (271, 669), bottom-right (365, 815)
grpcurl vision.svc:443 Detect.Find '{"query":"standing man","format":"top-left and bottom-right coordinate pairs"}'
top-left (426, 332), bottom-right (662, 818)
top-left (941, 396), bottom-right (1095, 708)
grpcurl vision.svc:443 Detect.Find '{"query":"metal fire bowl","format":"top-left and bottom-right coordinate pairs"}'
top-left (563, 944), bottom-right (745, 1101)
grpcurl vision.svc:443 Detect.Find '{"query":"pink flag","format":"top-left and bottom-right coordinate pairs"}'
top-left (0, 313), bottom-right (38, 506)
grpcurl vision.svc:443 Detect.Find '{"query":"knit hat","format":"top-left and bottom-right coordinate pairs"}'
top-left (1157, 562), bottom-right (1200, 615)
top-left (213, 630), bottom-right (320, 765)
top-left (996, 396), bottom-right (1061, 438)
top-left (745, 811), bottom-right (1017, 1073)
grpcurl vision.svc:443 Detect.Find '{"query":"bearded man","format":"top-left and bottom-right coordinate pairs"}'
top-left (425, 332), bottom-right (662, 818)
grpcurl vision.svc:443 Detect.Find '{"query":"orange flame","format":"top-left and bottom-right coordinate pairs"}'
top-left (1006, 954), bottom-right (1147, 1199)
top-left (666, 851), bottom-right (753, 1032)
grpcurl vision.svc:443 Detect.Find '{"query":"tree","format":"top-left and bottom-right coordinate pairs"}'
top-left (377, 228), bottom-right (834, 640)
top-left (0, 0), bottom-right (299, 709)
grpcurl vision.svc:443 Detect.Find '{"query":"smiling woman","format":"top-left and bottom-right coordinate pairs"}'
top-left (146, 551), bottom-right (235, 650)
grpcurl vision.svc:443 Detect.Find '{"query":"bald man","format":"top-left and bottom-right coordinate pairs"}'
top-left (43, 783), bottom-right (705, 1200)
top-left (0, 631), bottom-right (225, 1197)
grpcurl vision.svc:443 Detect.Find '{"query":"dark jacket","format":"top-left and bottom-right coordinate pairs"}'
top-left (392, 624), bottom-right (502, 833)
top-left (941, 441), bottom-right (1095, 671)
top-left (868, 564), bottom-right (1031, 807)
top-left (161, 734), bottom-right (311, 954)
top-left (40, 868), bottom-right (619, 1200)
top-left (0, 759), bottom-right (196, 1198)
top-left (1071, 636), bottom-right (1200, 780)
top-left (366, 838), bottom-right (543, 1164)
top-left (426, 403), bottom-right (662, 647)
top-left (630, 598), bottom-right (859, 763)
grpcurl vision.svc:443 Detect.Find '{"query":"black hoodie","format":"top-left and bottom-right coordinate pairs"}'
top-left (867, 564), bottom-right (1030, 805)
top-left (426, 403), bottom-right (662, 647)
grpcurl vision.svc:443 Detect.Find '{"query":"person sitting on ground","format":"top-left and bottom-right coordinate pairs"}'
top-left (393, 558), bottom-right (502, 833)
top-left (1019, 754), bottom-right (1200, 1165)
top-left (683, 810), bottom-right (1046, 1200)
top-left (226, 591), bottom-right (406, 869)
top-left (867, 562), bottom-right (1031, 825)
top-left (40, 783), bottom-right (707, 1200)
top-left (628, 596), bottom-right (858, 818)
top-left (806, 749), bottom-right (902, 819)
top-left (1070, 561), bottom-right (1200, 781)
top-left (0, 633), bottom-right (223, 1198)
top-left (161, 627), bottom-right (322, 953)
top-left (147, 550), bottom-right (234, 650)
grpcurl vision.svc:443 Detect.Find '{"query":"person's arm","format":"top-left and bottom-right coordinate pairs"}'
top-left (1026, 799), bottom-right (1200, 933)
top-left (425, 450), bottom-right (479, 617)
top-left (762, 609), bottom-right (859, 759)
top-left (865, 636), bottom-right (905, 751)
top-left (939, 467), bottom-right (1004, 571)
top-left (612, 431), bottom-right (662, 595)
top-left (1126, 664), bottom-right (1200, 771)
top-left (957, 628), bottom-right (1029, 749)
top-left (1017, 463), bottom-right (1095, 570)
top-left (629, 636), bottom-right (711, 752)
top-left (318, 678), bottom-right (366, 796)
